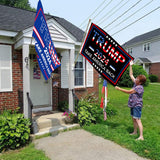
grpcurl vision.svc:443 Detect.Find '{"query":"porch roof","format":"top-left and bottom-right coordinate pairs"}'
top-left (0, 4), bottom-right (84, 42)
top-left (138, 58), bottom-right (151, 64)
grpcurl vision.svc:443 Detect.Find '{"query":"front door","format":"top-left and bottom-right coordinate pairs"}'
top-left (30, 58), bottom-right (52, 107)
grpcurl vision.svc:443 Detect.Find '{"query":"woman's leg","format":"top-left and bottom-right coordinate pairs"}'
top-left (130, 117), bottom-right (138, 135)
top-left (136, 119), bottom-right (144, 140)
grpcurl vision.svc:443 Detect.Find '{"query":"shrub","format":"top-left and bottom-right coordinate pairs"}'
top-left (118, 65), bottom-right (150, 87)
top-left (77, 95), bottom-right (117, 126)
top-left (149, 74), bottom-right (158, 82)
top-left (78, 99), bottom-right (98, 126)
top-left (58, 101), bottom-right (69, 112)
top-left (0, 110), bottom-right (31, 152)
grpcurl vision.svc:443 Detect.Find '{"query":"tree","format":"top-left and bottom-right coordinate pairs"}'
top-left (118, 65), bottom-right (150, 87)
top-left (0, 0), bottom-right (35, 11)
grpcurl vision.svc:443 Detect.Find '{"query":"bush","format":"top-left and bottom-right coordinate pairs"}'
top-left (149, 74), bottom-right (158, 82)
top-left (118, 65), bottom-right (150, 87)
top-left (0, 110), bottom-right (31, 152)
top-left (78, 98), bottom-right (100, 126)
top-left (77, 95), bottom-right (117, 126)
top-left (58, 101), bottom-right (69, 112)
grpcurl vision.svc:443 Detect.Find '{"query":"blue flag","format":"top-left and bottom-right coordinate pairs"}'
top-left (32, 0), bottom-right (61, 80)
top-left (103, 79), bottom-right (107, 87)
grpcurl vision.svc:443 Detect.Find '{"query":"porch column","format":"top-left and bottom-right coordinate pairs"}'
top-left (69, 49), bottom-right (75, 112)
top-left (143, 63), bottom-right (146, 70)
top-left (22, 44), bottom-right (30, 118)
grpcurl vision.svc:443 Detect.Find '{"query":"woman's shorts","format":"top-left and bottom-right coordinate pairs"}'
top-left (130, 106), bottom-right (142, 119)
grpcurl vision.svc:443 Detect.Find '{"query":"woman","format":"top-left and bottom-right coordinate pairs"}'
top-left (115, 61), bottom-right (146, 140)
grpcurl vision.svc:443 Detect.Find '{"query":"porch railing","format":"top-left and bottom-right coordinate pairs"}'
top-left (26, 92), bottom-right (33, 121)
top-left (72, 89), bottom-right (79, 119)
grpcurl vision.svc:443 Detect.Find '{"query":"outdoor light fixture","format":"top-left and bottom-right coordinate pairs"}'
top-left (25, 57), bottom-right (29, 66)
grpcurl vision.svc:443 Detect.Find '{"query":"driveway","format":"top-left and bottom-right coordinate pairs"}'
top-left (34, 129), bottom-right (149, 160)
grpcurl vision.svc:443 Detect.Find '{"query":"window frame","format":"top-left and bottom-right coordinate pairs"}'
top-left (143, 43), bottom-right (150, 52)
top-left (0, 45), bottom-right (12, 92)
top-left (127, 48), bottom-right (132, 54)
top-left (74, 52), bottom-right (85, 88)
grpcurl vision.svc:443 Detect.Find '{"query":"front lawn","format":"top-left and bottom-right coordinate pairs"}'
top-left (0, 143), bottom-right (50, 160)
top-left (84, 83), bottom-right (160, 160)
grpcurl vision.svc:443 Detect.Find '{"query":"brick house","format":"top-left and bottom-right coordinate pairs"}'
top-left (123, 28), bottom-right (160, 82)
top-left (0, 5), bottom-right (99, 118)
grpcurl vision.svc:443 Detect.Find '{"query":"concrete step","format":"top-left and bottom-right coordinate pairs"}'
top-left (33, 112), bottom-right (66, 130)
top-left (32, 106), bottom-right (52, 113)
top-left (32, 112), bottom-right (80, 136)
top-left (34, 124), bottom-right (80, 136)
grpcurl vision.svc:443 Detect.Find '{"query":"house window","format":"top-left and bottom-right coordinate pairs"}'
top-left (74, 52), bottom-right (84, 86)
top-left (143, 43), bottom-right (150, 51)
top-left (0, 45), bottom-right (12, 92)
top-left (127, 48), bottom-right (132, 54)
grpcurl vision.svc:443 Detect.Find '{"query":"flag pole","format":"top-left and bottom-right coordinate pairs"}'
top-left (100, 79), bottom-right (108, 121)
top-left (74, 19), bottom-right (92, 68)
top-left (103, 82), bottom-right (107, 121)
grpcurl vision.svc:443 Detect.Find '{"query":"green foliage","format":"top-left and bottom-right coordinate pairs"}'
top-left (0, 110), bottom-right (31, 152)
top-left (118, 65), bottom-right (150, 87)
top-left (0, 143), bottom-right (50, 160)
top-left (149, 74), bottom-right (158, 82)
top-left (78, 94), bottom-right (117, 126)
top-left (78, 99), bottom-right (98, 126)
top-left (0, 0), bottom-right (36, 11)
top-left (106, 104), bottom-right (117, 117)
top-left (58, 101), bottom-right (69, 112)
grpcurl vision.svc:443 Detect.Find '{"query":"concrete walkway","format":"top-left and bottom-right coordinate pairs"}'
top-left (34, 129), bottom-right (149, 160)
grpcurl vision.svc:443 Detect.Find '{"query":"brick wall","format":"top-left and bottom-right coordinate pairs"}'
top-left (0, 45), bottom-right (23, 111)
top-left (150, 62), bottom-right (160, 82)
top-left (52, 67), bottom-right (61, 110)
top-left (58, 88), bottom-right (69, 102)
top-left (56, 64), bottom-right (69, 110)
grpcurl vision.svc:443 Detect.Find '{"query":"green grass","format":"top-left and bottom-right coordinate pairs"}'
top-left (0, 143), bottom-right (50, 160)
top-left (84, 83), bottom-right (160, 160)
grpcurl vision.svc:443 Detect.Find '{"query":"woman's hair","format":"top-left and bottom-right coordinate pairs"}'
top-left (137, 75), bottom-right (146, 85)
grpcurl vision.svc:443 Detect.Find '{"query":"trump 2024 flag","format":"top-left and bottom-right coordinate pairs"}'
top-left (80, 23), bottom-right (134, 86)
top-left (32, 0), bottom-right (61, 80)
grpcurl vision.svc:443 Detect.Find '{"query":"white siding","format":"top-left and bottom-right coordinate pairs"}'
top-left (125, 38), bottom-right (160, 63)
top-left (49, 25), bottom-right (67, 41)
top-left (61, 50), bottom-right (69, 88)
top-left (86, 61), bottom-right (93, 87)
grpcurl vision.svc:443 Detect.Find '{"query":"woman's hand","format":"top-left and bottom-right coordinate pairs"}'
top-left (115, 86), bottom-right (120, 90)
top-left (130, 60), bottom-right (134, 66)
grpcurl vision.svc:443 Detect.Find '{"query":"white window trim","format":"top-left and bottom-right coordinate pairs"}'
top-left (127, 48), bottom-right (132, 54)
top-left (143, 42), bottom-right (150, 52)
top-left (0, 45), bottom-right (12, 92)
top-left (86, 60), bottom-right (93, 87)
top-left (74, 55), bottom-right (85, 88)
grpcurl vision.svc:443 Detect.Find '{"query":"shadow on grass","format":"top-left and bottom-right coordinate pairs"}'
top-left (104, 121), bottom-right (133, 135)
top-left (126, 126), bottom-right (134, 133)
top-left (105, 121), bottom-right (121, 129)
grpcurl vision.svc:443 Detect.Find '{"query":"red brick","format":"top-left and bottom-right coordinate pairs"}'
top-left (150, 63), bottom-right (160, 82)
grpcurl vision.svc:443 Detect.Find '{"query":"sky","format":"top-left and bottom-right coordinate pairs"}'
top-left (29, 0), bottom-right (160, 45)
